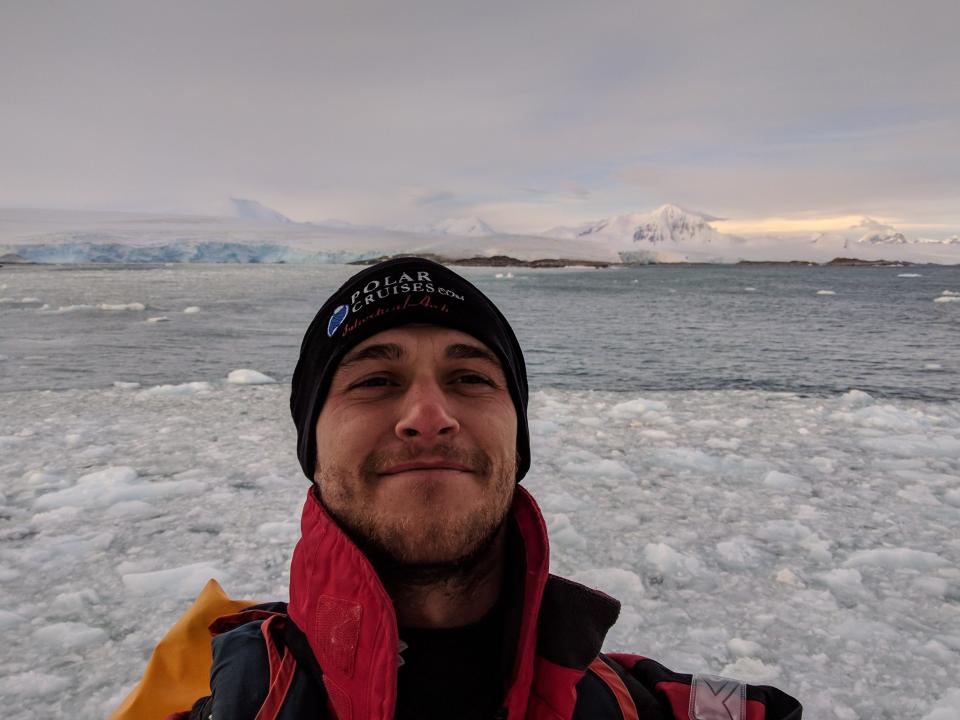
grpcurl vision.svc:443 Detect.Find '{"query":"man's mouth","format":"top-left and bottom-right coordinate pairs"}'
top-left (378, 459), bottom-right (475, 475)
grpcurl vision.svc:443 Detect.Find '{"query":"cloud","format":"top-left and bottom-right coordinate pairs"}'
top-left (1, 1), bottom-right (958, 231)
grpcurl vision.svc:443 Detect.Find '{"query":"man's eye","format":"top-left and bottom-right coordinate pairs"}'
top-left (454, 373), bottom-right (494, 386)
top-left (349, 376), bottom-right (393, 389)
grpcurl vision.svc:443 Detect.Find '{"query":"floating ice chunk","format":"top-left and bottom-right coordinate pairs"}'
top-left (716, 536), bottom-right (763, 571)
top-left (727, 638), bottom-right (763, 657)
top-left (104, 500), bottom-right (160, 519)
top-left (816, 290), bottom-right (835, 295)
top-left (537, 489), bottom-right (585, 513)
top-left (913, 576), bottom-right (948, 598)
top-left (775, 568), bottom-right (801, 586)
top-left (941, 290), bottom-right (959, 296)
top-left (720, 656), bottom-right (781, 683)
top-left (763, 470), bottom-right (810, 492)
top-left (0, 671), bottom-right (70, 698)
top-left (257, 521), bottom-right (299, 543)
top-left (922, 688), bottom-right (960, 720)
top-left (122, 562), bottom-right (224, 598)
top-left (843, 547), bottom-right (948, 570)
top-left (48, 303), bottom-right (96, 313)
top-left (227, 368), bottom-right (277, 385)
top-left (145, 316), bottom-right (169, 323)
top-left (639, 428), bottom-right (674, 440)
top-left (744, 286), bottom-right (757, 291)
top-left (494, 272), bottom-right (514, 279)
top-left (755, 519), bottom-right (813, 544)
top-left (34, 466), bottom-right (204, 510)
top-left (944, 489), bottom-right (960, 508)
top-left (814, 568), bottom-right (867, 604)
top-left (558, 449), bottom-right (635, 483)
top-left (34, 621), bottom-right (107, 650)
top-left (97, 302), bottom-right (145, 311)
top-left (923, 363), bottom-right (943, 370)
top-left (838, 389), bottom-right (873, 408)
top-left (0, 610), bottom-right (25, 629)
top-left (860, 433), bottom-right (960, 458)
top-left (933, 296), bottom-right (960, 303)
top-left (609, 397), bottom-right (668, 419)
top-left (112, 381), bottom-right (141, 389)
top-left (49, 588), bottom-right (100, 614)
top-left (897, 273), bottom-right (922, 277)
top-left (570, 567), bottom-right (644, 600)
top-left (138, 381), bottom-right (213, 397)
top-left (183, 306), bottom-right (201, 313)
top-left (643, 542), bottom-right (701, 577)
top-left (545, 513), bottom-right (587, 550)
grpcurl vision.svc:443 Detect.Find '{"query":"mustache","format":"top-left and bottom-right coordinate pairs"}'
top-left (360, 444), bottom-right (492, 478)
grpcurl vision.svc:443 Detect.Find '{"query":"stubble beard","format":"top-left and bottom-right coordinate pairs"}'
top-left (315, 443), bottom-right (516, 585)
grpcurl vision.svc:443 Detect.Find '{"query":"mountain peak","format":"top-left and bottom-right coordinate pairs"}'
top-left (396, 217), bottom-right (497, 237)
top-left (229, 198), bottom-right (294, 224)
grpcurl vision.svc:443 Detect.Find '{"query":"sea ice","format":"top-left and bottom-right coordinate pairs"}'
top-left (1, 384), bottom-right (957, 717)
top-left (183, 306), bottom-right (201, 313)
top-left (226, 369), bottom-right (277, 385)
top-left (122, 562), bottom-right (225, 598)
top-left (843, 548), bottom-right (948, 570)
top-left (816, 290), bottom-right (835, 295)
top-left (0, 672), bottom-right (70, 699)
top-left (933, 296), bottom-right (959, 303)
top-left (33, 621), bottom-right (108, 650)
top-left (137, 381), bottom-right (214, 397)
top-left (145, 316), bottom-right (169, 323)
top-left (720, 656), bottom-right (781, 683)
top-left (96, 302), bottom-right (146, 311)
top-left (897, 273), bottom-right (922, 277)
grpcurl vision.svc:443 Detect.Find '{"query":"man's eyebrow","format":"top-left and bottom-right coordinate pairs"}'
top-left (338, 343), bottom-right (405, 370)
top-left (445, 343), bottom-right (501, 367)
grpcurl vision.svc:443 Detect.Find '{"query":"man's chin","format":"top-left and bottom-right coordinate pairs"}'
top-left (342, 513), bottom-right (508, 584)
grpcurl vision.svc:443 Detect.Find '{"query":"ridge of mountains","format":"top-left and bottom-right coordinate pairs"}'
top-left (0, 203), bottom-right (957, 265)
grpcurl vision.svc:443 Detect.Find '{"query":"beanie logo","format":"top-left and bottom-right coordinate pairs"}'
top-left (327, 304), bottom-right (350, 337)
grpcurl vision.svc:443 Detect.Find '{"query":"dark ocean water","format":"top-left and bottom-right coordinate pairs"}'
top-left (1, 263), bottom-right (957, 399)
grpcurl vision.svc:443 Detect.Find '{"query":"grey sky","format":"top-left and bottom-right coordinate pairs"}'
top-left (2, 0), bottom-right (958, 233)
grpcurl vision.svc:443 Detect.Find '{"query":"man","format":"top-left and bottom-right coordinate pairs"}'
top-left (185, 257), bottom-right (802, 719)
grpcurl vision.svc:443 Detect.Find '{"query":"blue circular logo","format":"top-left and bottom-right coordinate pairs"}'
top-left (327, 304), bottom-right (349, 337)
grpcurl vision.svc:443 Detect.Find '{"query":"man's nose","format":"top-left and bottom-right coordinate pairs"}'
top-left (395, 378), bottom-right (460, 441)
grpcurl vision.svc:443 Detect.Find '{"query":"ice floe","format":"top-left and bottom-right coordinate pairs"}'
top-left (226, 368), bottom-right (277, 385)
top-left (0, 385), bottom-right (957, 717)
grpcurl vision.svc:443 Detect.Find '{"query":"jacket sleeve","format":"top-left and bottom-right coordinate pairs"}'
top-left (606, 653), bottom-right (802, 720)
top-left (196, 621), bottom-right (272, 720)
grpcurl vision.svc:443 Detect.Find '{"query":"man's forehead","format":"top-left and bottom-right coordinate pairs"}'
top-left (338, 325), bottom-right (501, 368)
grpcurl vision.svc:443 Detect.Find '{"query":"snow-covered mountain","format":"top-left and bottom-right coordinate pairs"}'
top-left (230, 198), bottom-right (294, 224)
top-left (395, 217), bottom-right (497, 237)
top-left (543, 205), bottom-right (747, 262)
top-left (857, 230), bottom-right (909, 245)
top-left (1, 206), bottom-right (958, 265)
top-left (0, 208), bottom-right (612, 264)
top-left (545, 205), bottom-right (729, 247)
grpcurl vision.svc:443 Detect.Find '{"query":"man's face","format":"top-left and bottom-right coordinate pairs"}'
top-left (313, 325), bottom-right (517, 567)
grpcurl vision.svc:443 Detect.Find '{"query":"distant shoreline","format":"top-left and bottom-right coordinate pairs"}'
top-left (350, 253), bottom-right (931, 269)
top-left (2, 254), bottom-right (950, 269)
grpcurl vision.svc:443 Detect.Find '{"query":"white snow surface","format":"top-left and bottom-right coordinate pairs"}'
top-left (0, 385), bottom-right (958, 717)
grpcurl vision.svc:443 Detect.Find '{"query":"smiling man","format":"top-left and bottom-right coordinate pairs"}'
top-left (181, 257), bottom-right (801, 720)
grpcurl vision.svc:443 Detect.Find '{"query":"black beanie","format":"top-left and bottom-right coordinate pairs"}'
top-left (291, 257), bottom-right (530, 482)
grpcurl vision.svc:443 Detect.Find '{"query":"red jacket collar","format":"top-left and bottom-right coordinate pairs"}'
top-left (287, 486), bottom-right (550, 720)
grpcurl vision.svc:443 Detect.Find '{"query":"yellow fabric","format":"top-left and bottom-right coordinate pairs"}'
top-left (110, 578), bottom-right (256, 720)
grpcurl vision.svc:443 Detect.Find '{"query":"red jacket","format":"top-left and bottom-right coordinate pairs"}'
top-left (190, 486), bottom-right (801, 719)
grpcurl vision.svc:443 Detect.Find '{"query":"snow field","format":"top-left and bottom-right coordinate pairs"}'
top-left (0, 385), bottom-right (957, 717)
